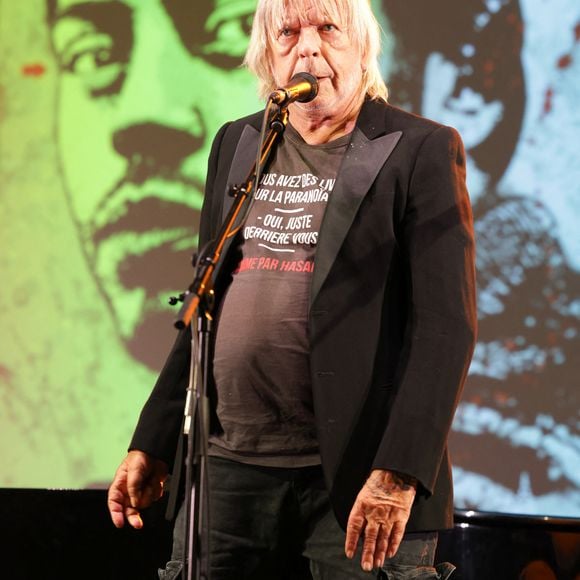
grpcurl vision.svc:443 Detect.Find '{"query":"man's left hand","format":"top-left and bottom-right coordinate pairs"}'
top-left (345, 469), bottom-right (417, 571)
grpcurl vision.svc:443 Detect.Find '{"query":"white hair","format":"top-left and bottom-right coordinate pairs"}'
top-left (244, 0), bottom-right (388, 102)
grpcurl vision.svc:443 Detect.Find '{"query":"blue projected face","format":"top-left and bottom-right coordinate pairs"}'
top-left (381, 0), bottom-right (580, 517)
top-left (420, 51), bottom-right (505, 202)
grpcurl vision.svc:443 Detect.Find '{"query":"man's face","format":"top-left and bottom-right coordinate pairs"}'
top-left (49, 0), bottom-right (259, 368)
top-left (268, 2), bottom-right (364, 121)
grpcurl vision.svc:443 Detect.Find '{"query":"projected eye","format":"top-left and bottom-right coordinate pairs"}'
top-left (58, 33), bottom-right (126, 97)
top-left (202, 9), bottom-right (254, 68)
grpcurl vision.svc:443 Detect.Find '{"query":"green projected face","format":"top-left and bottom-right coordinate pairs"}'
top-left (49, 0), bottom-right (260, 368)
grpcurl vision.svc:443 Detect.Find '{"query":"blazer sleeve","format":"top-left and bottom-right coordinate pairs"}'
top-left (128, 122), bottom-right (231, 465)
top-left (372, 125), bottom-right (477, 496)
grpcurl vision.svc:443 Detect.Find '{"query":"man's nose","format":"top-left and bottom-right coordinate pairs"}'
top-left (297, 27), bottom-right (322, 59)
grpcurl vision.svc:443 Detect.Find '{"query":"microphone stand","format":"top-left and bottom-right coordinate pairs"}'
top-left (172, 103), bottom-right (289, 580)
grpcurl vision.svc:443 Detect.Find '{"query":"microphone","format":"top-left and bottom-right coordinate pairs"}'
top-left (269, 72), bottom-right (319, 106)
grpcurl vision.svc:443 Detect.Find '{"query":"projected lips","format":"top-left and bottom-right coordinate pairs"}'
top-left (91, 196), bottom-right (201, 369)
top-left (118, 241), bottom-right (196, 293)
top-left (93, 196), bottom-right (200, 242)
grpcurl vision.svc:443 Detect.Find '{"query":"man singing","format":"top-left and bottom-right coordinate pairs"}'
top-left (108, 0), bottom-right (477, 578)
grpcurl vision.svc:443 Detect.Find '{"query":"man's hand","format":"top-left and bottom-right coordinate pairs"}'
top-left (107, 450), bottom-right (169, 529)
top-left (345, 469), bottom-right (417, 571)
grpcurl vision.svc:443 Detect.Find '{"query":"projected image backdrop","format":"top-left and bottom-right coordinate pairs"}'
top-left (0, 0), bottom-right (578, 517)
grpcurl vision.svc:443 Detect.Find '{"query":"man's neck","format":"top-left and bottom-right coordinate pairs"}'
top-left (288, 97), bottom-right (364, 145)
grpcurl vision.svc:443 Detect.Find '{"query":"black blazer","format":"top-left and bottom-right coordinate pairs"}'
top-left (130, 99), bottom-right (477, 532)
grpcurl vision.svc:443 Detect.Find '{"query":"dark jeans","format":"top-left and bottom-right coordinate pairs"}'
top-left (159, 456), bottom-right (455, 580)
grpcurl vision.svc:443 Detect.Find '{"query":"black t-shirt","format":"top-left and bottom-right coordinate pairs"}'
top-left (209, 124), bottom-right (350, 467)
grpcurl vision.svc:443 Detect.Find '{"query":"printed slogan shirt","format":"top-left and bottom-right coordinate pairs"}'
top-left (209, 123), bottom-right (350, 467)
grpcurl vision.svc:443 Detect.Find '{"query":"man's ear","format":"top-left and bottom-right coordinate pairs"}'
top-left (360, 47), bottom-right (369, 72)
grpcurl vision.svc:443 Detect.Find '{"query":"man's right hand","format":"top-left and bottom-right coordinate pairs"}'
top-left (107, 450), bottom-right (169, 529)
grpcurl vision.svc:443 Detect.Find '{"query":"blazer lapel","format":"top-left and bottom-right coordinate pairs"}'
top-left (310, 127), bottom-right (402, 304)
top-left (222, 124), bottom-right (261, 221)
top-left (218, 105), bottom-right (402, 306)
